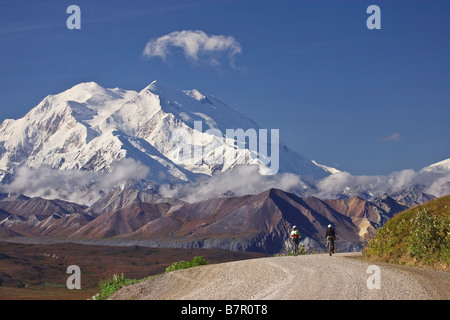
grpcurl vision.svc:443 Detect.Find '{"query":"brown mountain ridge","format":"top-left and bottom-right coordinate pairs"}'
top-left (0, 188), bottom-right (408, 253)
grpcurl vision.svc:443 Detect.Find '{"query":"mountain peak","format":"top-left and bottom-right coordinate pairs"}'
top-left (0, 80), bottom-right (333, 188)
top-left (71, 81), bottom-right (104, 89)
top-left (54, 81), bottom-right (124, 107)
top-left (64, 81), bottom-right (107, 96)
top-left (143, 80), bottom-right (175, 94)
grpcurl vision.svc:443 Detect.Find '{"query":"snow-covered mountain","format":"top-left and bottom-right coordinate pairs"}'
top-left (0, 81), bottom-right (331, 185)
top-left (421, 158), bottom-right (450, 172)
top-left (313, 158), bottom-right (450, 202)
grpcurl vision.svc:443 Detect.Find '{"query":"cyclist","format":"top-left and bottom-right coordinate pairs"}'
top-left (325, 224), bottom-right (336, 255)
top-left (290, 225), bottom-right (301, 256)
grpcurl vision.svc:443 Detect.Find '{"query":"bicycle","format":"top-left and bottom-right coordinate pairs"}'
top-left (291, 238), bottom-right (299, 256)
top-left (326, 236), bottom-right (335, 256)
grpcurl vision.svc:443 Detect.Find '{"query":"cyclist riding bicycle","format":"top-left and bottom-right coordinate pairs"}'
top-left (326, 224), bottom-right (336, 255)
top-left (290, 226), bottom-right (301, 256)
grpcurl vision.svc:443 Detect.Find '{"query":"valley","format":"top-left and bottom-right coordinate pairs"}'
top-left (0, 241), bottom-right (267, 300)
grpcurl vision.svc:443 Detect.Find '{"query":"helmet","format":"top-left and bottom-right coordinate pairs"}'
top-left (328, 224), bottom-right (332, 228)
top-left (293, 225), bottom-right (297, 229)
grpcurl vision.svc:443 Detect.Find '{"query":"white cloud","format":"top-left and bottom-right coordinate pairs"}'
top-left (159, 164), bottom-right (301, 203)
top-left (2, 157), bottom-right (448, 208)
top-left (383, 132), bottom-right (402, 142)
top-left (315, 169), bottom-right (450, 199)
top-left (142, 30), bottom-right (242, 67)
top-left (159, 163), bottom-right (449, 204)
top-left (0, 159), bottom-right (150, 206)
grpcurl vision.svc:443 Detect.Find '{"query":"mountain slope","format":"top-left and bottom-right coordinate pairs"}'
top-left (71, 202), bottom-right (172, 238)
top-left (421, 158), bottom-right (450, 172)
top-left (0, 83), bottom-right (135, 173)
top-left (363, 194), bottom-right (450, 271)
top-left (0, 195), bottom-right (88, 237)
top-left (86, 188), bottom-right (182, 216)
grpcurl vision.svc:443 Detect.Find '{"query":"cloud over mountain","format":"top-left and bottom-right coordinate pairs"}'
top-left (315, 166), bottom-right (450, 199)
top-left (0, 159), bottom-right (149, 206)
top-left (142, 30), bottom-right (242, 67)
top-left (159, 165), bottom-right (302, 203)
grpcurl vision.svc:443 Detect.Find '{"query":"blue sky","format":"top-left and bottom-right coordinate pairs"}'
top-left (0, 0), bottom-right (448, 175)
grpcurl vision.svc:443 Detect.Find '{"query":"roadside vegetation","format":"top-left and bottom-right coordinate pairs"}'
top-left (91, 256), bottom-right (209, 300)
top-left (274, 243), bottom-right (308, 256)
top-left (91, 273), bottom-right (150, 300)
top-left (165, 255), bottom-right (208, 272)
top-left (363, 194), bottom-right (450, 271)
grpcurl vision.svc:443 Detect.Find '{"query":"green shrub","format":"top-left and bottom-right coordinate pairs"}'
top-left (165, 256), bottom-right (209, 273)
top-left (165, 256), bottom-right (209, 272)
top-left (407, 209), bottom-right (449, 264)
top-left (91, 273), bottom-right (139, 300)
top-left (286, 244), bottom-right (307, 256)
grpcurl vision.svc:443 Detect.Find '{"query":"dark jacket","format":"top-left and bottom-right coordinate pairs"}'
top-left (325, 227), bottom-right (336, 239)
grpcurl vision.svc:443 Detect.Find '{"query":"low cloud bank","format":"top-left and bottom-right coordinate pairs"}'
top-left (1, 160), bottom-right (449, 206)
top-left (160, 166), bottom-right (450, 203)
top-left (0, 159), bottom-right (149, 206)
top-left (315, 169), bottom-right (450, 199)
top-left (159, 165), bottom-right (302, 203)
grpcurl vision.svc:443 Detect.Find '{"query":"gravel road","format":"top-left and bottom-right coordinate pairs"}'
top-left (109, 253), bottom-right (449, 300)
